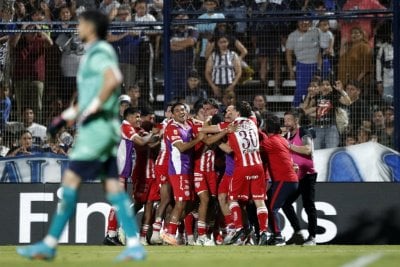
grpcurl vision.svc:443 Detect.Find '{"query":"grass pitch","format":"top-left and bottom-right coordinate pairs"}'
top-left (1, 245), bottom-right (400, 267)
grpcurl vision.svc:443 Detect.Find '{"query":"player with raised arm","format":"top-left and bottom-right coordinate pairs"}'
top-left (104, 107), bottom-right (156, 245)
top-left (17, 10), bottom-right (146, 261)
top-left (222, 101), bottom-right (269, 245)
top-left (161, 103), bottom-right (205, 245)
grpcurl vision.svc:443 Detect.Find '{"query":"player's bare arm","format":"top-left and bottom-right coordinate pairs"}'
top-left (289, 135), bottom-right (313, 155)
top-left (173, 132), bottom-right (205, 153)
top-left (218, 142), bottom-right (233, 154)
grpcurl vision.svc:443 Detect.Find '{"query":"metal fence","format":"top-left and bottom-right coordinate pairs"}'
top-left (0, 0), bottom-right (397, 156)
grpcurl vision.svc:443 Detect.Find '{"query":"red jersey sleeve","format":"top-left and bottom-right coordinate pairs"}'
top-left (121, 123), bottom-right (138, 140)
top-left (165, 124), bottom-right (183, 145)
top-left (218, 122), bottom-right (230, 130)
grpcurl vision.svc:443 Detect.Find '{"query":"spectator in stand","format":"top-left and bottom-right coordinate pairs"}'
top-left (345, 131), bottom-right (357, 146)
top-left (118, 94), bottom-right (131, 122)
top-left (317, 19), bottom-right (334, 80)
top-left (286, 19), bottom-right (320, 107)
top-left (13, 1), bottom-right (27, 22)
top-left (50, 0), bottom-right (76, 20)
top-left (345, 80), bottom-right (371, 132)
top-left (252, 94), bottom-right (268, 115)
top-left (0, 6), bottom-right (16, 84)
top-left (126, 84), bottom-right (150, 111)
top-left (371, 108), bottom-right (393, 148)
top-left (311, 0), bottom-right (338, 29)
top-left (310, 80), bottom-right (351, 150)
top-left (251, 0), bottom-right (291, 94)
top-left (0, 135), bottom-right (11, 157)
top-left (221, 89), bottom-right (236, 111)
top-left (54, 5), bottom-right (83, 104)
top-left (169, 13), bottom-right (198, 100)
top-left (197, 0), bottom-right (225, 78)
top-left (7, 107), bottom-right (47, 146)
top-left (205, 34), bottom-right (242, 99)
top-left (300, 79), bottom-right (320, 126)
top-left (108, 5), bottom-right (140, 92)
top-left (357, 125), bottom-right (371, 144)
top-left (132, 0), bottom-right (161, 102)
top-left (6, 130), bottom-right (43, 157)
top-left (12, 21), bottom-right (53, 122)
top-left (340, 0), bottom-right (386, 49)
top-left (376, 30), bottom-right (393, 104)
top-left (184, 69), bottom-right (207, 110)
top-left (338, 27), bottom-right (373, 93)
top-left (99, 0), bottom-right (120, 18)
top-left (0, 84), bottom-right (11, 131)
top-left (222, 0), bottom-right (247, 40)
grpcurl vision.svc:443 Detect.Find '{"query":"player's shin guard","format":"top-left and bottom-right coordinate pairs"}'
top-left (46, 186), bottom-right (78, 245)
top-left (107, 192), bottom-right (139, 243)
top-left (256, 207), bottom-right (268, 233)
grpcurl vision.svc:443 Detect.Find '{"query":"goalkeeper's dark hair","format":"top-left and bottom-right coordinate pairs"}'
top-left (235, 101), bottom-right (252, 118)
top-left (265, 114), bottom-right (282, 134)
top-left (123, 107), bottom-right (141, 119)
top-left (79, 10), bottom-right (109, 40)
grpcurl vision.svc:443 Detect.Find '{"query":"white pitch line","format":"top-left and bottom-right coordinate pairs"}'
top-left (341, 253), bottom-right (383, 267)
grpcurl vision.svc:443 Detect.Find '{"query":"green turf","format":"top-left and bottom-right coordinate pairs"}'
top-left (1, 245), bottom-right (400, 267)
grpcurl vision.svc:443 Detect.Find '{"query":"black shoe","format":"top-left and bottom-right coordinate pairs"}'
top-left (267, 235), bottom-right (286, 246)
top-left (103, 235), bottom-right (123, 246)
top-left (286, 231), bottom-right (305, 245)
top-left (258, 232), bottom-right (269, 246)
top-left (227, 228), bottom-right (245, 245)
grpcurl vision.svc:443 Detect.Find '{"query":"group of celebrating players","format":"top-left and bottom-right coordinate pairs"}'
top-left (104, 98), bottom-right (316, 247)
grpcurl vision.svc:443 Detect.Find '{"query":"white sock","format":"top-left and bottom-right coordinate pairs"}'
top-left (127, 237), bottom-right (140, 247)
top-left (43, 235), bottom-right (58, 248)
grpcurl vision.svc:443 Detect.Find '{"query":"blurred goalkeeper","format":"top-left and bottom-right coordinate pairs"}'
top-left (17, 10), bottom-right (146, 262)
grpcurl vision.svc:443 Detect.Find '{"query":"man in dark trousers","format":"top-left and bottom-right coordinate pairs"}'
top-left (283, 108), bottom-right (318, 246)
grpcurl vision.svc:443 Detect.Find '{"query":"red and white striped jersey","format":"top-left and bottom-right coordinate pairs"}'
top-left (155, 119), bottom-right (172, 167)
top-left (199, 149), bottom-right (215, 172)
top-left (146, 157), bottom-right (156, 179)
top-left (228, 117), bottom-right (262, 167)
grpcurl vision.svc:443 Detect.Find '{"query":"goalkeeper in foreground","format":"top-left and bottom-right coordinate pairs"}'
top-left (17, 10), bottom-right (146, 262)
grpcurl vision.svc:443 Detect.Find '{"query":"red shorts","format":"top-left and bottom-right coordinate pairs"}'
top-left (194, 171), bottom-right (218, 196)
top-left (169, 174), bottom-right (193, 201)
top-left (228, 164), bottom-right (266, 201)
top-left (133, 177), bottom-right (160, 203)
top-left (218, 174), bottom-right (232, 195)
top-left (155, 163), bottom-right (169, 186)
top-left (147, 177), bottom-right (160, 201)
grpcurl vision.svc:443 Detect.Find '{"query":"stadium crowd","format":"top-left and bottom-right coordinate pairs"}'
top-left (0, 0), bottom-right (396, 248)
top-left (0, 0), bottom-right (395, 156)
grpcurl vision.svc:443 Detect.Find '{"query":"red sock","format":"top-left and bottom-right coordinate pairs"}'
top-left (152, 219), bottom-right (162, 233)
top-left (107, 208), bottom-right (118, 232)
top-left (224, 214), bottom-right (233, 226)
top-left (257, 207), bottom-right (268, 233)
top-left (197, 221), bottom-right (207, 236)
top-left (229, 202), bottom-right (243, 230)
top-left (184, 213), bottom-right (194, 236)
top-left (140, 224), bottom-right (149, 238)
top-left (167, 221), bottom-right (179, 235)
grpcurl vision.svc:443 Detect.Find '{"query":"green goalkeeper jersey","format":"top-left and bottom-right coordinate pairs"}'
top-left (69, 40), bottom-right (121, 162)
